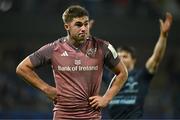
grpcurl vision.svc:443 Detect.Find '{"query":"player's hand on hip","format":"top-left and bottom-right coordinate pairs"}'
top-left (45, 86), bottom-right (57, 102)
top-left (89, 96), bottom-right (109, 110)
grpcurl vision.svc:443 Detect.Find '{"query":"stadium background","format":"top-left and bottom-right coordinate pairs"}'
top-left (0, 0), bottom-right (180, 119)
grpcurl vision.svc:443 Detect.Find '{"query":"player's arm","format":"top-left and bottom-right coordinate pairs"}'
top-left (16, 56), bottom-right (57, 101)
top-left (146, 12), bottom-right (173, 73)
top-left (103, 59), bottom-right (128, 103)
top-left (89, 59), bottom-right (128, 109)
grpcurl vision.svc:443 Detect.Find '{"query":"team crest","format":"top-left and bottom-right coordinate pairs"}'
top-left (86, 48), bottom-right (97, 57)
top-left (74, 59), bottom-right (81, 65)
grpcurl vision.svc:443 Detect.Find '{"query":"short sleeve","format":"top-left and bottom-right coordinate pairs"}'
top-left (104, 42), bottom-right (120, 69)
top-left (140, 67), bottom-right (154, 83)
top-left (29, 43), bottom-right (54, 68)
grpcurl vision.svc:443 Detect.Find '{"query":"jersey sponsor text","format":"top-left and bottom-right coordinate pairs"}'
top-left (58, 65), bottom-right (98, 71)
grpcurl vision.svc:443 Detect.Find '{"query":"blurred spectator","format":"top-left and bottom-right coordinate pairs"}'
top-left (0, 0), bottom-right (13, 12)
top-left (0, 45), bottom-right (53, 118)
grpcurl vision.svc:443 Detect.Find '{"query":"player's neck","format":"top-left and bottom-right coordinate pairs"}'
top-left (66, 35), bottom-right (86, 49)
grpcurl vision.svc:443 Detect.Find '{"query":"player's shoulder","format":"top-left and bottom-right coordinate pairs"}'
top-left (52, 37), bottom-right (66, 45)
top-left (91, 36), bottom-right (109, 46)
top-left (45, 37), bottom-right (65, 47)
top-left (39, 37), bottom-right (66, 51)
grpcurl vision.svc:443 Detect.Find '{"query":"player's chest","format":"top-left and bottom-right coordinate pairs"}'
top-left (51, 48), bottom-right (103, 66)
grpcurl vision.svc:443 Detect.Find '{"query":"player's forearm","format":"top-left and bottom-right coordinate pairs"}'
top-left (16, 64), bottom-right (53, 94)
top-left (153, 31), bottom-right (167, 61)
top-left (103, 71), bottom-right (128, 102)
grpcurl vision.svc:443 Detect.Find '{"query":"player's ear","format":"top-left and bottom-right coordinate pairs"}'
top-left (64, 24), bottom-right (69, 31)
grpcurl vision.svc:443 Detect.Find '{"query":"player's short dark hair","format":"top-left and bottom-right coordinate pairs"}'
top-left (117, 46), bottom-right (137, 59)
top-left (62, 5), bottom-right (89, 23)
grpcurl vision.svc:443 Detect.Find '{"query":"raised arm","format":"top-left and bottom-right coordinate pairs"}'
top-left (16, 56), bottom-right (57, 101)
top-left (146, 12), bottom-right (173, 73)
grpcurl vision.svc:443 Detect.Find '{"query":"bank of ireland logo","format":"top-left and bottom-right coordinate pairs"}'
top-left (74, 59), bottom-right (81, 65)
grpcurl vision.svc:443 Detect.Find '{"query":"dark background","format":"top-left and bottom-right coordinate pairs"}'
top-left (0, 0), bottom-right (180, 119)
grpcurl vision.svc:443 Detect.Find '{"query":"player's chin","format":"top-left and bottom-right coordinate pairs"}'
top-left (78, 34), bottom-right (86, 39)
top-left (78, 36), bottom-right (86, 42)
top-left (79, 39), bottom-right (85, 44)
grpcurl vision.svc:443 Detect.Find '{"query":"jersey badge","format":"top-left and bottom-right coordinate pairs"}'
top-left (86, 48), bottom-right (97, 57)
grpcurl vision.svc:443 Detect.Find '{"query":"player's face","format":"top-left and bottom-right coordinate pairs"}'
top-left (65, 16), bottom-right (90, 43)
top-left (118, 51), bottom-right (136, 71)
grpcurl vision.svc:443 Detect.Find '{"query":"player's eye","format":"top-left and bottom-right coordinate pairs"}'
top-left (122, 55), bottom-right (127, 58)
top-left (84, 22), bottom-right (88, 27)
top-left (75, 23), bottom-right (83, 27)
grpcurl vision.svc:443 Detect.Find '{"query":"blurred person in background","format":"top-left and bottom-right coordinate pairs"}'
top-left (16, 5), bottom-right (128, 119)
top-left (102, 12), bottom-right (173, 119)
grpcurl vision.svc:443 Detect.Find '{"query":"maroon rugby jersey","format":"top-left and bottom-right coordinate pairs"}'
top-left (29, 36), bottom-right (120, 119)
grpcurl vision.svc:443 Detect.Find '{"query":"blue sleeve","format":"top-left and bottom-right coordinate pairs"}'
top-left (137, 67), bottom-right (154, 83)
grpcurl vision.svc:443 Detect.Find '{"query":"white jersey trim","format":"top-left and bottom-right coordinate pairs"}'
top-left (108, 44), bottom-right (118, 59)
